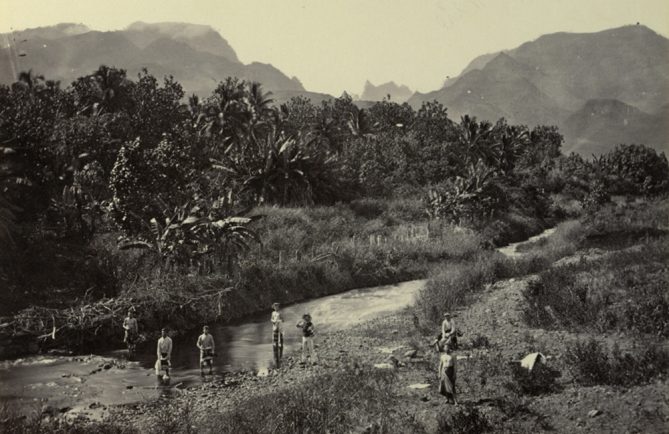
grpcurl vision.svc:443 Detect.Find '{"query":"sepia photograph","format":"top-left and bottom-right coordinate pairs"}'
top-left (0, 0), bottom-right (668, 432)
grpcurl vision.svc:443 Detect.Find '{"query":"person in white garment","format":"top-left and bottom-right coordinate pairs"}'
top-left (156, 328), bottom-right (173, 379)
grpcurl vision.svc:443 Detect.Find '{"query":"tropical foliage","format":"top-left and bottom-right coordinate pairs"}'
top-left (0, 64), bottom-right (667, 316)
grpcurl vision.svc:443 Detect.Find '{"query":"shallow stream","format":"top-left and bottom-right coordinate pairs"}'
top-left (0, 226), bottom-right (556, 418)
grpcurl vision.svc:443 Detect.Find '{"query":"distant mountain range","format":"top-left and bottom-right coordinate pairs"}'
top-left (1, 22), bottom-right (667, 155)
top-left (409, 25), bottom-right (669, 155)
top-left (0, 22), bottom-right (329, 104)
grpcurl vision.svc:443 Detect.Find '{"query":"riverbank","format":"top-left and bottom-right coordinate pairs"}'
top-left (36, 242), bottom-right (665, 433)
top-left (110, 208), bottom-right (669, 433)
top-left (5, 198), bottom-right (666, 433)
top-left (0, 200), bottom-right (550, 359)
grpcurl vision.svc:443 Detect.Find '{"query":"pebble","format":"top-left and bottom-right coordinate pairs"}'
top-left (373, 363), bottom-right (394, 370)
top-left (587, 409), bottom-right (602, 418)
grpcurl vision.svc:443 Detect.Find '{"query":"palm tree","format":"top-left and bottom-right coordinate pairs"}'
top-left (456, 115), bottom-right (495, 166)
top-left (498, 125), bottom-right (529, 174)
top-left (92, 65), bottom-right (132, 113)
top-left (17, 69), bottom-right (44, 93)
top-left (247, 81), bottom-right (274, 119)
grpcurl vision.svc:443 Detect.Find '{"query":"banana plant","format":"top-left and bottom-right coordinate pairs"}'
top-left (119, 199), bottom-right (260, 275)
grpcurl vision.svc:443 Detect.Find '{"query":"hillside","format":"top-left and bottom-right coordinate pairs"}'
top-left (0, 22), bottom-right (306, 97)
top-left (563, 99), bottom-right (669, 155)
top-left (409, 25), bottom-right (669, 154)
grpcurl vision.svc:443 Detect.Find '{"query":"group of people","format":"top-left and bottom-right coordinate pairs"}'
top-left (123, 306), bottom-right (457, 404)
top-left (436, 311), bottom-right (459, 405)
top-left (154, 325), bottom-right (215, 380)
top-left (271, 302), bottom-right (318, 368)
top-left (123, 309), bottom-right (216, 380)
top-left (121, 302), bottom-right (318, 381)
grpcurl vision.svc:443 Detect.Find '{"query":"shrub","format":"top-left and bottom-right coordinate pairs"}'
top-left (416, 254), bottom-right (497, 327)
top-left (349, 198), bottom-right (388, 219)
top-left (437, 405), bottom-right (492, 434)
top-left (0, 404), bottom-right (134, 434)
top-left (565, 339), bottom-right (669, 386)
top-left (505, 362), bottom-right (561, 395)
top-left (203, 361), bottom-right (396, 434)
top-left (470, 334), bottom-right (491, 349)
top-left (522, 237), bottom-right (669, 336)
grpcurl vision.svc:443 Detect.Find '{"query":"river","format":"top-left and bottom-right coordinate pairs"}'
top-left (0, 226), bottom-right (556, 419)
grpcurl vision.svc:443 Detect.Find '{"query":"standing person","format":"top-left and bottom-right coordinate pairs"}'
top-left (123, 309), bottom-right (139, 357)
top-left (156, 328), bottom-right (173, 379)
top-left (296, 313), bottom-right (317, 365)
top-left (438, 343), bottom-right (458, 405)
top-left (196, 325), bottom-right (215, 376)
top-left (441, 312), bottom-right (458, 349)
top-left (271, 303), bottom-right (284, 368)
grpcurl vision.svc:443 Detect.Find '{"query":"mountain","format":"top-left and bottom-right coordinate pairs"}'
top-left (0, 22), bottom-right (307, 98)
top-left (0, 23), bottom-right (90, 46)
top-left (562, 99), bottom-right (669, 155)
top-left (360, 80), bottom-right (413, 102)
top-left (124, 22), bottom-right (239, 63)
top-left (409, 25), bottom-right (669, 154)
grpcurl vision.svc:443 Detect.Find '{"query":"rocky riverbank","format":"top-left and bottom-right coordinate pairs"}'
top-left (97, 250), bottom-right (667, 433)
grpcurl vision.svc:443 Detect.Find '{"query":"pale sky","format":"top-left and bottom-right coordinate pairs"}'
top-left (1, 0), bottom-right (668, 96)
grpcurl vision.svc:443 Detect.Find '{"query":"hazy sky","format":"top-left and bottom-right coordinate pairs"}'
top-left (1, 0), bottom-right (668, 95)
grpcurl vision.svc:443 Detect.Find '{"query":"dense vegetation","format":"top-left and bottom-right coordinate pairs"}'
top-left (1, 66), bottom-right (668, 356)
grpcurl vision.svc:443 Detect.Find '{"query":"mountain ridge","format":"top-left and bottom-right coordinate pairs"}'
top-left (0, 22), bottom-right (304, 96)
top-left (408, 24), bottom-right (669, 154)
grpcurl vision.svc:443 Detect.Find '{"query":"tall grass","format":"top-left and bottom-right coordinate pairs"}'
top-left (522, 238), bottom-right (669, 336)
top-left (565, 339), bottom-right (669, 386)
top-left (192, 362), bottom-right (418, 434)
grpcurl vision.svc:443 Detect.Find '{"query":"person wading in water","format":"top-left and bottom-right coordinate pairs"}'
top-left (197, 325), bottom-right (216, 376)
top-left (156, 328), bottom-right (173, 380)
top-left (122, 309), bottom-right (139, 358)
top-left (271, 303), bottom-right (284, 368)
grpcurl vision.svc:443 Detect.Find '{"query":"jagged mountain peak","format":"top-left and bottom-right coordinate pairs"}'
top-left (361, 80), bottom-right (413, 102)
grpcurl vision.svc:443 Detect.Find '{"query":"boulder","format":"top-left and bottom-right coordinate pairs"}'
top-left (520, 352), bottom-right (545, 371)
